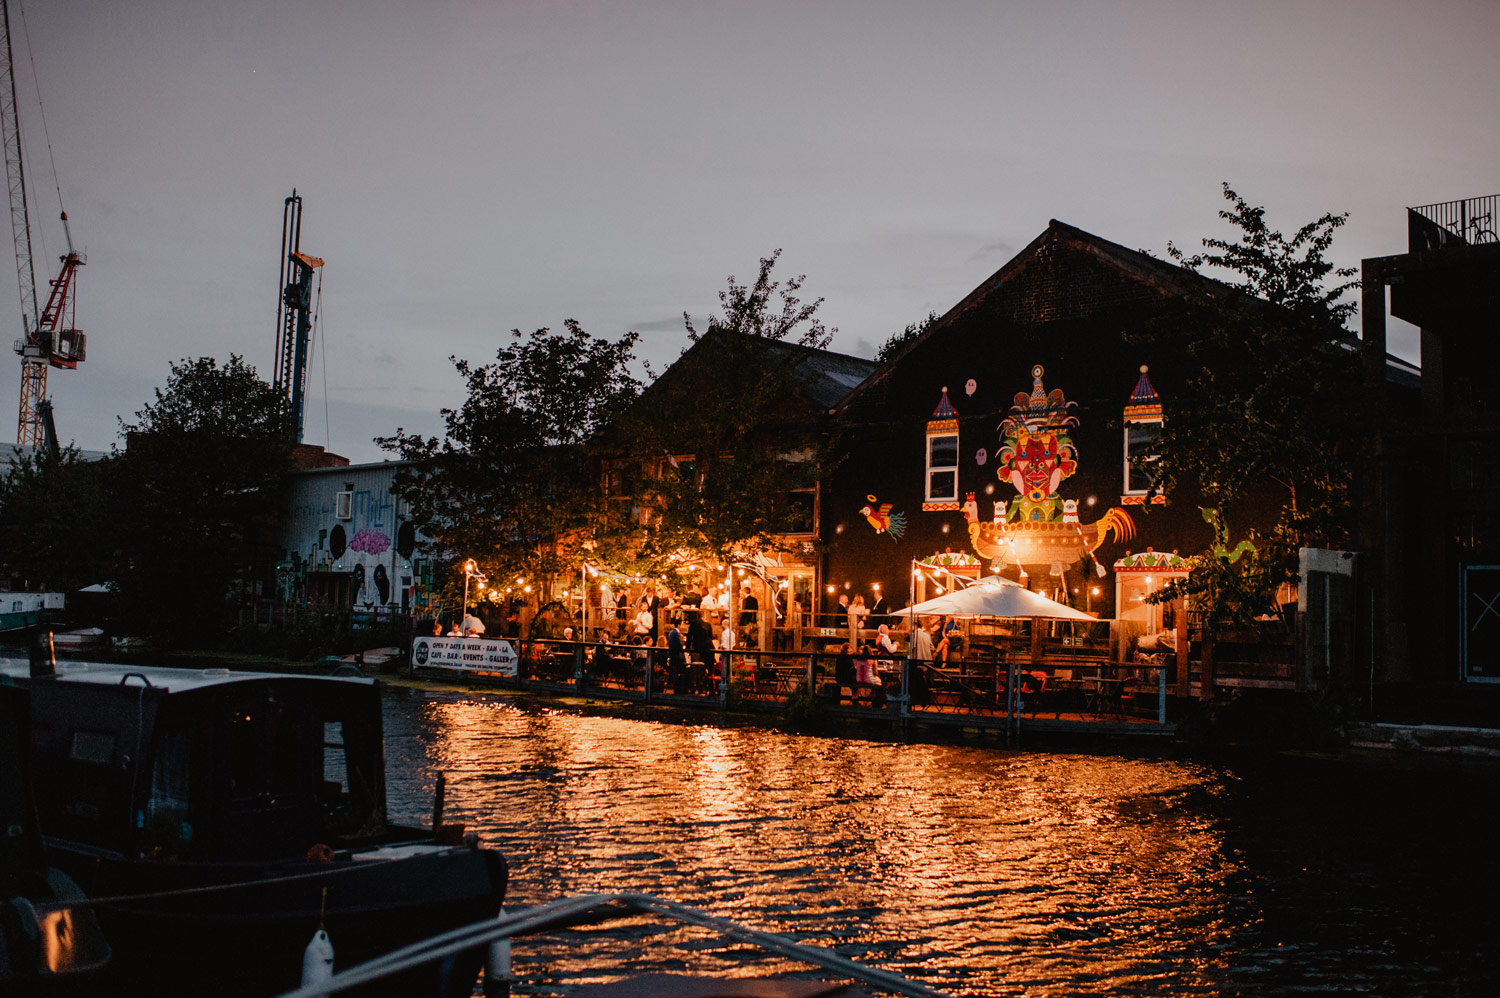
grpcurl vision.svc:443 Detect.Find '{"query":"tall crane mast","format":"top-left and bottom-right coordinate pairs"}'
top-left (2, 0), bottom-right (83, 447)
top-left (274, 190), bottom-right (322, 444)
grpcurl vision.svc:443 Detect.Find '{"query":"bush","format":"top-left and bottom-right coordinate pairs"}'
top-left (781, 679), bottom-right (826, 731)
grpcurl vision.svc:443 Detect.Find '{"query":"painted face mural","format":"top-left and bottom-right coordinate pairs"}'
top-left (1010, 429), bottom-right (1065, 501)
top-left (995, 365), bottom-right (1078, 517)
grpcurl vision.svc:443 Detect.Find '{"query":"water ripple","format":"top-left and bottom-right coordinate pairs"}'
top-left (381, 688), bottom-right (1500, 997)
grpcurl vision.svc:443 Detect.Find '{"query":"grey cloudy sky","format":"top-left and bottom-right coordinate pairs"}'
top-left (12, 0), bottom-right (1499, 462)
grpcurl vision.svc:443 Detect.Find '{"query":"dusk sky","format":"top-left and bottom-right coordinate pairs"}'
top-left (12, 0), bottom-right (1499, 463)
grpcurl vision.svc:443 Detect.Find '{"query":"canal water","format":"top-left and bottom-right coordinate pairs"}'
top-left (381, 686), bottom-right (1500, 997)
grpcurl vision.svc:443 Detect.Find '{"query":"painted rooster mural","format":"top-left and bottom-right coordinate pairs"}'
top-left (860, 495), bottom-right (907, 540)
top-left (961, 364), bottom-right (1135, 576)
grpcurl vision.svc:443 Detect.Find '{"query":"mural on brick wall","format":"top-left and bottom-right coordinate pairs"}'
top-left (860, 495), bottom-right (907, 540)
top-left (961, 364), bottom-right (1135, 578)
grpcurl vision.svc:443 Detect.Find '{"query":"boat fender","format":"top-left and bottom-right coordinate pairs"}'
top-left (301, 929), bottom-right (334, 995)
top-left (484, 908), bottom-right (512, 994)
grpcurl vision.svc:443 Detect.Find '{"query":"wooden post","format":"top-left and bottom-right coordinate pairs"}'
top-left (1175, 598), bottom-right (1190, 699)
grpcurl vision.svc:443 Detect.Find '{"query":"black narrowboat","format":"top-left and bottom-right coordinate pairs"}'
top-left (0, 659), bottom-right (506, 997)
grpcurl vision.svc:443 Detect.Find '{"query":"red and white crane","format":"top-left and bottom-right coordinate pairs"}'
top-left (2, 0), bottom-right (84, 448)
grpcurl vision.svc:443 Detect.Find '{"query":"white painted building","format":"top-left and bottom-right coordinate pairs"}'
top-left (277, 461), bottom-right (432, 612)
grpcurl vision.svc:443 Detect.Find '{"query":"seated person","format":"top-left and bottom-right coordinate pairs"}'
top-left (854, 642), bottom-right (882, 688)
top-left (942, 618), bottom-right (962, 659)
top-left (833, 643), bottom-right (856, 695)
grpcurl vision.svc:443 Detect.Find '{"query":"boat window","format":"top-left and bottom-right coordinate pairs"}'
top-left (323, 721), bottom-right (348, 793)
top-left (146, 729), bottom-right (194, 856)
top-left (69, 729), bottom-right (115, 765)
top-left (227, 701), bottom-right (304, 801)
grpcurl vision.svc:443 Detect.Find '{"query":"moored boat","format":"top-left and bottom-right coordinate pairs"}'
top-left (0, 682), bottom-right (111, 993)
top-left (0, 655), bottom-right (507, 998)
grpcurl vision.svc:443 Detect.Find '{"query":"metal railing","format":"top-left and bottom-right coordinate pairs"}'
top-left (1409, 194), bottom-right (1499, 250)
top-left (485, 637), bottom-right (1171, 728)
top-left (275, 892), bottom-right (955, 998)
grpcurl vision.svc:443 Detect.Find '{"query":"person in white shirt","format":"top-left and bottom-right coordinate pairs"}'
top-left (719, 617), bottom-right (736, 653)
top-left (461, 610), bottom-right (485, 636)
top-left (876, 623), bottom-right (899, 657)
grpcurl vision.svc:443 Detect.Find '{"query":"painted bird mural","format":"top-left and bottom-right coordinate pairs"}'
top-left (860, 496), bottom-right (907, 540)
top-left (961, 493), bottom-right (1133, 575)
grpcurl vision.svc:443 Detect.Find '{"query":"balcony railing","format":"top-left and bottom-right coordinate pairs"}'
top-left (1408, 194), bottom-right (1499, 251)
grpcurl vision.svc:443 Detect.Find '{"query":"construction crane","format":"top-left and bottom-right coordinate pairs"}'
top-left (274, 190), bottom-right (322, 444)
top-left (2, 0), bottom-right (84, 448)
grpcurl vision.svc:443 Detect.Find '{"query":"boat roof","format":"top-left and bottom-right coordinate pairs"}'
top-left (0, 657), bottom-right (375, 694)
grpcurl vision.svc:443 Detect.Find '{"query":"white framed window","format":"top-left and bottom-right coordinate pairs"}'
top-left (1121, 365), bottom-right (1165, 505)
top-left (335, 491), bottom-right (353, 520)
top-left (925, 432), bottom-right (959, 507)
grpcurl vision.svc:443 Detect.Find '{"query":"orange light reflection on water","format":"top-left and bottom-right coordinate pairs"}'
top-left (390, 694), bottom-right (1244, 996)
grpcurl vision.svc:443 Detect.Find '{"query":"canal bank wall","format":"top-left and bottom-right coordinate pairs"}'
top-left (398, 664), bottom-right (1500, 762)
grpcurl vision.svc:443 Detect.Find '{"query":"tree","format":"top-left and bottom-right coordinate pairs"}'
top-left (619, 250), bottom-right (839, 571)
top-left (683, 248), bottom-right (833, 349)
top-left (875, 311), bottom-right (939, 364)
top-left (0, 447), bottom-right (113, 593)
top-left (1137, 183), bottom-right (1362, 624)
top-left (113, 355), bottom-right (294, 639)
top-left (377, 321), bottom-right (641, 604)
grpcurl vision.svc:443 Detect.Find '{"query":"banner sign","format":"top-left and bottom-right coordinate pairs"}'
top-left (411, 635), bottom-right (518, 676)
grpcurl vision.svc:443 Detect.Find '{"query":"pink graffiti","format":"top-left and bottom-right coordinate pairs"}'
top-left (348, 529), bottom-right (391, 555)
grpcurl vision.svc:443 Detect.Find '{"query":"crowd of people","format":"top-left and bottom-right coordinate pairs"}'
top-left (433, 576), bottom-right (975, 702)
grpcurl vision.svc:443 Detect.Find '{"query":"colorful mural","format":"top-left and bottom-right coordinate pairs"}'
top-left (860, 495), bottom-right (907, 540)
top-left (960, 364), bottom-right (1135, 577)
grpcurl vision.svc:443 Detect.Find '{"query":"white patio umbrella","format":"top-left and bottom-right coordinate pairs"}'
top-left (900, 576), bottom-right (1095, 621)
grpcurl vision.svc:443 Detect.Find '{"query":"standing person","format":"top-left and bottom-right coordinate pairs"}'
top-left (847, 594), bottom-right (868, 644)
top-left (737, 582), bottom-right (759, 647)
top-left (718, 614), bottom-right (736, 684)
top-left (908, 617), bottom-right (935, 662)
top-left (461, 607), bottom-right (485, 636)
top-left (599, 579), bottom-right (614, 635)
top-left (666, 620), bottom-right (687, 693)
top-left (689, 613), bottom-right (717, 692)
top-left (869, 591), bottom-right (890, 627)
top-left (903, 618), bottom-right (935, 707)
top-left (633, 599), bottom-right (654, 638)
top-left (648, 588), bottom-right (664, 642)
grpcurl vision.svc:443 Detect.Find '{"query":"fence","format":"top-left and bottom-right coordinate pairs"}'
top-left (430, 635), bottom-right (1172, 737)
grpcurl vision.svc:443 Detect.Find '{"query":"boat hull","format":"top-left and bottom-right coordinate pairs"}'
top-left (48, 838), bottom-right (507, 998)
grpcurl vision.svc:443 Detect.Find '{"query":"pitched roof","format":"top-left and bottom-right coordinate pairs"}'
top-left (833, 219), bottom-right (1207, 418)
top-left (641, 327), bottom-right (877, 414)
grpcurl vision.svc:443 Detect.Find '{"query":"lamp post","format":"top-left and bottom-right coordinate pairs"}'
top-left (462, 559), bottom-right (478, 612)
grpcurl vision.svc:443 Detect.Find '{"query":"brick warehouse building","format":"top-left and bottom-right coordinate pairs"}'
top-left (817, 220), bottom-right (1260, 623)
